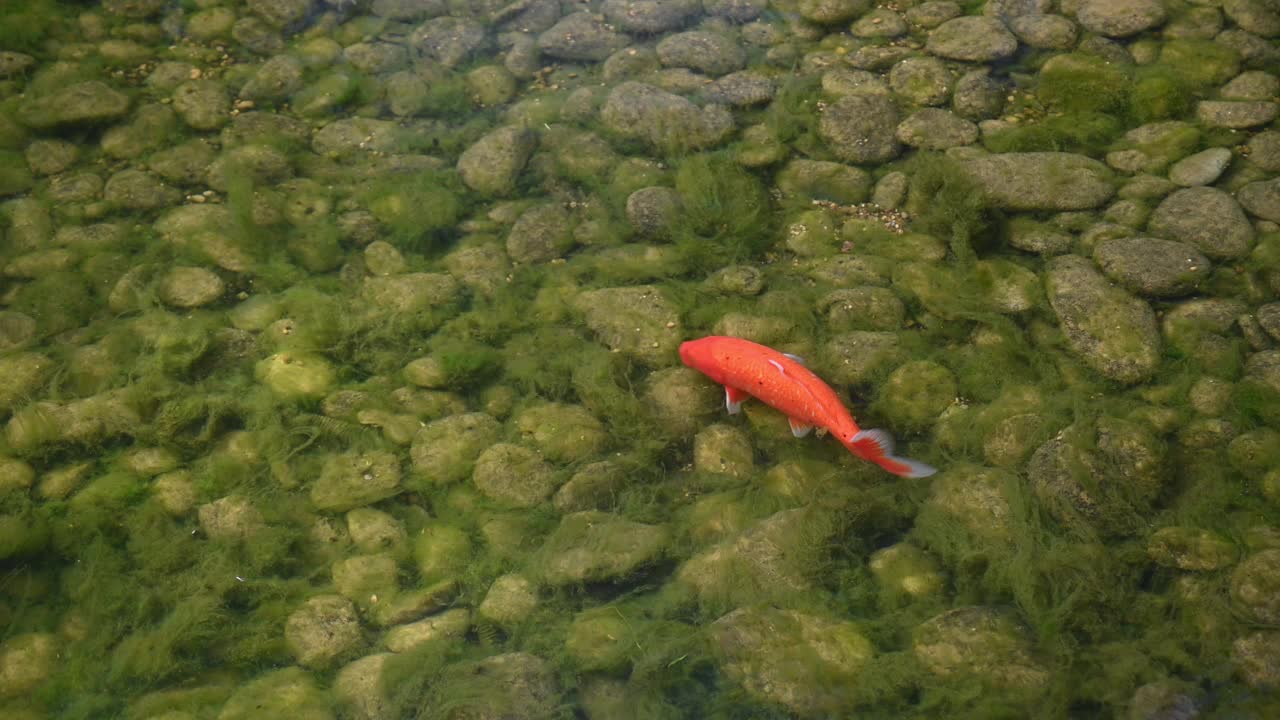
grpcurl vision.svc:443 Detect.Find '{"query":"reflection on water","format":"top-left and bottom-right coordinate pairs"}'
top-left (1, 0), bottom-right (1280, 717)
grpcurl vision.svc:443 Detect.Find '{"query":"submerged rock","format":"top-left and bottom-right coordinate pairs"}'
top-left (913, 607), bottom-right (1049, 688)
top-left (600, 82), bottom-right (733, 152)
top-left (1044, 255), bottom-right (1161, 383)
top-left (573, 285), bottom-right (682, 366)
top-left (1027, 417), bottom-right (1165, 535)
top-left (17, 81), bottom-right (130, 129)
top-left (536, 511), bottom-right (667, 585)
top-left (710, 607), bottom-right (874, 717)
top-left (962, 152), bottom-right (1114, 211)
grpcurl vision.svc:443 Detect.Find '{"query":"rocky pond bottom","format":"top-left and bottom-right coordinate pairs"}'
top-left (3, 0), bottom-right (1280, 718)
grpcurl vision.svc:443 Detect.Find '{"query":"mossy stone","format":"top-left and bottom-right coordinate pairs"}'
top-left (465, 65), bottom-right (517, 106)
top-left (413, 524), bottom-right (472, 584)
top-left (472, 443), bottom-right (559, 508)
top-left (255, 352), bottom-right (336, 399)
top-left (409, 412), bottom-right (501, 486)
top-left (1147, 527), bottom-right (1237, 571)
top-left (514, 402), bottom-right (608, 463)
top-left (312, 451), bottom-right (402, 512)
top-left (535, 510), bottom-right (668, 586)
top-left (1158, 39), bottom-right (1242, 88)
top-left (710, 606), bottom-right (874, 716)
top-left (477, 573), bottom-right (538, 626)
top-left (877, 361), bottom-right (956, 430)
top-left (693, 423), bottom-right (754, 477)
top-left (868, 542), bottom-right (945, 599)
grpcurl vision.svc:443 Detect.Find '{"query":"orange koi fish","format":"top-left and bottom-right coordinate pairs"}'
top-left (679, 335), bottom-right (937, 478)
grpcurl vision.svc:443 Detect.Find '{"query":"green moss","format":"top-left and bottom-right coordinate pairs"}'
top-left (1036, 54), bottom-right (1131, 115)
top-left (1129, 67), bottom-right (1193, 124)
top-left (0, 0), bottom-right (60, 55)
top-left (670, 152), bottom-right (772, 272)
top-left (11, 271), bottom-right (94, 336)
top-left (361, 168), bottom-right (464, 252)
top-left (1158, 39), bottom-right (1241, 89)
top-left (0, 150), bottom-right (33, 195)
top-left (902, 153), bottom-right (998, 263)
top-left (982, 112), bottom-right (1123, 157)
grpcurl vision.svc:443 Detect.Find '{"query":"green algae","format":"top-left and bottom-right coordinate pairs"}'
top-left (670, 152), bottom-right (772, 272)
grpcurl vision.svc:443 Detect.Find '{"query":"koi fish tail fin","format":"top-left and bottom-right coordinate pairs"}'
top-left (849, 429), bottom-right (938, 478)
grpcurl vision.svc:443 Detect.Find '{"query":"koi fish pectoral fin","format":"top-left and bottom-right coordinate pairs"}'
top-left (725, 386), bottom-right (751, 415)
top-left (788, 417), bottom-right (813, 437)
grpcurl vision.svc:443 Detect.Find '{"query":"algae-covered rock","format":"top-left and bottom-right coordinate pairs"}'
top-left (1232, 549), bottom-right (1280, 624)
top-left (1092, 237), bottom-right (1209, 298)
top-left (1147, 186), bottom-right (1254, 260)
top-left (158, 266), bottom-right (225, 308)
top-left (710, 607), bottom-right (874, 717)
top-left (799, 0), bottom-right (871, 24)
top-left (0, 352), bottom-right (52, 415)
top-left (877, 360), bottom-right (956, 430)
top-left (600, 82), bottom-right (732, 152)
top-left (369, 579), bottom-right (458, 628)
top-left (413, 524), bottom-right (472, 583)
top-left (913, 607), bottom-right (1049, 688)
top-left (255, 352), bottom-right (336, 399)
top-left (915, 464), bottom-right (1015, 562)
top-left (409, 412), bottom-right (501, 486)
top-left (333, 653), bottom-right (393, 720)
top-left (198, 495), bottom-right (266, 541)
top-left (430, 652), bottom-right (559, 718)
top-left (565, 607), bottom-right (635, 673)
top-left (1044, 255), bottom-right (1160, 384)
top-left (472, 442), bottom-right (559, 507)
top-left (0, 633), bottom-right (56, 699)
top-left (537, 12), bottom-right (626, 61)
top-left (172, 80), bottom-right (230, 131)
top-left (457, 125), bottom-right (536, 196)
top-left (926, 16), bottom-right (1019, 62)
top-left (360, 272), bottom-right (460, 316)
top-left (333, 553), bottom-right (398, 608)
top-left (506, 202), bottom-right (575, 264)
top-left (347, 508), bottom-right (408, 556)
top-left (383, 607), bottom-right (470, 653)
top-left (1027, 417), bottom-right (1165, 534)
top-left (477, 573), bottom-right (539, 626)
top-left (536, 511), bottom-right (667, 586)
top-left (673, 507), bottom-right (833, 608)
top-left (962, 152), bottom-right (1114, 211)
top-left (217, 666), bottom-right (333, 720)
top-left (285, 594), bottom-right (364, 670)
top-left (574, 285), bottom-right (681, 366)
top-left (17, 81), bottom-right (130, 129)
top-left (312, 451), bottom-right (401, 512)
top-left (693, 423), bottom-right (754, 477)
top-left (868, 543), bottom-right (945, 599)
top-left (514, 402), bottom-right (607, 463)
top-left (821, 331), bottom-right (902, 385)
top-left (643, 367), bottom-right (721, 438)
top-left (818, 94), bottom-right (901, 164)
top-left (1147, 527), bottom-right (1238, 571)
top-left (1232, 630), bottom-right (1280, 691)
top-left (553, 460), bottom-right (627, 513)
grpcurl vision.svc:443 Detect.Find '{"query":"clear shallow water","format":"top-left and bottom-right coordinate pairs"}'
top-left (2, 0), bottom-right (1280, 718)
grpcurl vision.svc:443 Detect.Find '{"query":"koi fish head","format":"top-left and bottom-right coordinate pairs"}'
top-left (679, 337), bottom-right (723, 379)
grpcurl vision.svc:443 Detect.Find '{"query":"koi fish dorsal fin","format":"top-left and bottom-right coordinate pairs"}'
top-left (725, 386), bottom-right (750, 414)
top-left (783, 352), bottom-right (806, 366)
top-left (788, 417), bottom-right (813, 437)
